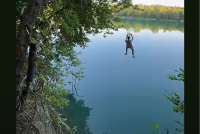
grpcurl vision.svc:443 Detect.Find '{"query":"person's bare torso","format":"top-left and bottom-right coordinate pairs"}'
top-left (125, 40), bottom-right (132, 48)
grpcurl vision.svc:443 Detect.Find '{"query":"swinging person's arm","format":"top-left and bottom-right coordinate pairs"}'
top-left (125, 34), bottom-right (128, 41)
top-left (130, 34), bottom-right (134, 41)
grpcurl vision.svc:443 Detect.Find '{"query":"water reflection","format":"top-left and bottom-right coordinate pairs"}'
top-left (75, 19), bottom-right (184, 134)
top-left (114, 19), bottom-right (184, 34)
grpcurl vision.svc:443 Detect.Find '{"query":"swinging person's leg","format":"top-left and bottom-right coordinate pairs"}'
top-left (125, 45), bottom-right (128, 55)
top-left (131, 46), bottom-right (134, 57)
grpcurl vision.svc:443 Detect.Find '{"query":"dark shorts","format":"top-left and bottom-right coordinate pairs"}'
top-left (127, 44), bottom-right (133, 49)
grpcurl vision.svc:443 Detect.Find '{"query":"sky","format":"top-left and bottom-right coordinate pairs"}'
top-left (132, 0), bottom-right (184, 7)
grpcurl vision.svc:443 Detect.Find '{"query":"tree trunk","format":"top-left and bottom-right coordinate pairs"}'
top-left (16, 0), bottom-right (43, 97)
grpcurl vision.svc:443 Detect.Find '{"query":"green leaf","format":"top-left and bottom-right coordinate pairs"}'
top-left (154, 124), bottom-right (159, 128)
top-left (151, 122), bottom-right (156, 125)
top-left (152, 130), bottom-right (157, 134)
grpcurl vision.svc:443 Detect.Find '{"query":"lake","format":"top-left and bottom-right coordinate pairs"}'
top-left (74, 19), bottom-right (184, 134)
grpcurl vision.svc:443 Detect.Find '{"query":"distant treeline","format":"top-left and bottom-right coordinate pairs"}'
top-left (114, 19), bottom-right (184, 33)
top-left (115, 4), bottom-right (184, 21)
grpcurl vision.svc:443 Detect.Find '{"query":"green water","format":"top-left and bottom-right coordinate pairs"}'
top-left (73, 19), bottom-right (184, 134)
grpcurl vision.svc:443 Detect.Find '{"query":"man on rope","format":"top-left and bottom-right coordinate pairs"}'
top-left (125, 34), bottom-right (134, 58)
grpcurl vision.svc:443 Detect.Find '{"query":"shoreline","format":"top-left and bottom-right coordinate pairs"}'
top-left (118, 16), bottom-right (184, 23)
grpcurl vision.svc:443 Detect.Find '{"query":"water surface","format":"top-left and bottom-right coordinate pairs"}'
top-left (74, 20), bottom-right (184, 134)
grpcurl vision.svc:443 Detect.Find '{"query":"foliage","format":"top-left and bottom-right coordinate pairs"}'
top-left (16, 0), bottom-right (132, 133)
top-left (151, 69), bottom-right (184, 134)
top-left (115, 4), bottom-right (184, 21)
top-left (167, 68), bottom-right (184, 82)
top-left (151, 122), bottom-right (159, 134)
top-left (166, 68), bottom-right (184, 133)
top-left (165, 92), bottom-right (184, 114)
top-left (165, 68), bottom-right (184, 114)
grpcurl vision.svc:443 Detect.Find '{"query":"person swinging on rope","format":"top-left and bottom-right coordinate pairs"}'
top-left (125, 33), bottom-right (134, 58)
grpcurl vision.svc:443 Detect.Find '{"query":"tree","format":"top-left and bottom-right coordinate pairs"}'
top-left (16, 0), bottom-right (132, 97)
top-left (16, 0), bottom-right (132, 133)
top-left (115, 4), bottom-right (184, 21)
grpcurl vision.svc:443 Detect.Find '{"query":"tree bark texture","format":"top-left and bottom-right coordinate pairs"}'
top-left (16, 0), bottom-right (43, 97)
